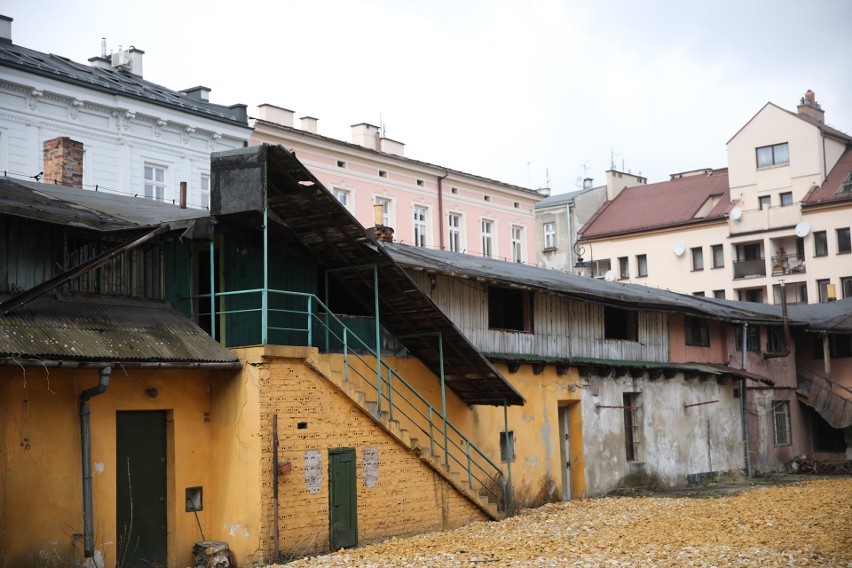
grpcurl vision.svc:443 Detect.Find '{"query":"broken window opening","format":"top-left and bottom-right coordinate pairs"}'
top-left (488, 286), bottom-right (534, 332)
top-left (604, 306), bottom-right (638, 341)
top-left (500, 431), bottom-right (515, 463)
top-left (623, 392), bottom-right (640, 462)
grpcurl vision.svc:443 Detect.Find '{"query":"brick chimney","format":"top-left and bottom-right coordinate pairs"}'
top-left (371, 203), bottom-right (394, 242)
top-left (43, 137), bottom-right (84, 187)
top-left (797, 90), bottom-right (824, 124)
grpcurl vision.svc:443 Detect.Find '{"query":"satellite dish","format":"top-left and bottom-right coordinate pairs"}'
top-left (673, 243), bottom-right (686, 256)
top-left (604, 270), bottom-right (616, 282)
top-left (730, 207), bottom-right (742, 221)
top-left (795, 222), bottom-right (811, 237)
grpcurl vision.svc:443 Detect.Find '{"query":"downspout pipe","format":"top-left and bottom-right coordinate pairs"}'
top-left (740, 326), bottom-right (752, 477)
top-left (80, 366), bottom-right (111, 558)
top-left (437, 171), bottom-right (449, 250)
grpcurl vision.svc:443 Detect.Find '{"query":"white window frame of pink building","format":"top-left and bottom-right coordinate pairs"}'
top-left (448, 212), bottom-right (463, 253)
top-left (511, 225), bottom-right (524, 263)
top-left (332, 187), bottom-right (351, 210)
top-left (414, 205), bottom-right (428, 247)
top-left (481, 219), bottom-right (495, 258)
top-left (374, 196), bottom-right (392, 226)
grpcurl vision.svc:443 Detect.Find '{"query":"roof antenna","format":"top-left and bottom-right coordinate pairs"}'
top-left (101, 38), bottom-right (107, 58)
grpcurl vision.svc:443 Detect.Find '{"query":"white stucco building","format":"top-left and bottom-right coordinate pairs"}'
top-left (576, 91), bottom-right (852, 304)
top-left (0, 15), bottom-right (251, 209)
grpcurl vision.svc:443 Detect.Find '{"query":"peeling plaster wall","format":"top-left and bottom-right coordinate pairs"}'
top-left (581, 373), bottom-right (744, 494)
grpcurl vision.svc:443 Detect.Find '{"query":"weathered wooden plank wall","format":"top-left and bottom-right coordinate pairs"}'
top-left (408, 271), bottom-right (669, 362)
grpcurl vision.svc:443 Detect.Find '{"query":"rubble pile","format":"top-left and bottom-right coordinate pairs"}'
top-left (786, 456), bottom-right (852, 475)
top-left (286, 479), bottom-right (852, 567)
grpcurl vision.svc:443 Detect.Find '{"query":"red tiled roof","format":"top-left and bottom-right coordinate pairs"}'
top-left (785, 109), bottom-right (852, 144)
top-left (579, 169), bottom-right (732, 239)
top-left (802, 147), bottom-right (852, 206)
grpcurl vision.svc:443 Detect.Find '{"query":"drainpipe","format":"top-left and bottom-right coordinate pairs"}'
top-left (437, 171), bottom-right (448, 250)
top-left (566, 202), bottom-right (574, 271)
top-left (80, 366), bottom-right (111, 558)
top-left (740, 326), bottom-right (752, 477)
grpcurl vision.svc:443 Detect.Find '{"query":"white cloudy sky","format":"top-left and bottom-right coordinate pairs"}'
top-left (7, 0), bottom-right (852, 193)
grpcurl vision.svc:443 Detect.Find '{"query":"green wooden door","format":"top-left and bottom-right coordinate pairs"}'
top-left (329, 448), bottom-right (357, 550)
top-left (116, 411), bottom-right (168, 567)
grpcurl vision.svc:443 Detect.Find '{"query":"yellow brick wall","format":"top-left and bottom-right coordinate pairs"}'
top-left (249, 351), bottom-right (488, 559)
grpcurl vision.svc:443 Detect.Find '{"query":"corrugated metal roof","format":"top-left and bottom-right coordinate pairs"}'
top-left (802, 147), bottom-right (852, 207)
top-left (0, 42), bottom-right (249, 127)
top-left (534, 185), bottom-right (604, 209)
top-left (0, 293), bottom-right (238, 363)
top-left (788, 298), bottom-right (852, 332)
top-left (0, 177), bottom-right (208, 232)
top-left (383, 242), bottom-right (793, 324)
top-left (579, 169), bottom-right (731, 239)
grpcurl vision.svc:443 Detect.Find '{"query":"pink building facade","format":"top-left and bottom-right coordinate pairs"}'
top-left (251, 105), bottom-right (545, 262)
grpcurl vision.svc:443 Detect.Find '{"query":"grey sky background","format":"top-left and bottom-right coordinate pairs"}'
top-left (6, 0), bottom-right (852, 194)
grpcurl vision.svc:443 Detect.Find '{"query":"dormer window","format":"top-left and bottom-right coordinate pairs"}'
top-left (756, 142), bottom-right (789, 168)
top-left (838, 172), bottom-right (852, 195)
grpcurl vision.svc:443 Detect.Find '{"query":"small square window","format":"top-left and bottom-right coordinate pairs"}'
top-left (416, 179), bottom-right (425, 187)
top-left (636, 254), bottom-right (648, 277)
top-left (378, 170), bottom-right (387, 178)
top-left (513, 202), bottom-right (520, 209)
top-left (837, 228), bottom-right (851, 254)
top-left (336, 160), bottom-right (346, 168)
top-left (759, 195), bottom-right (772, 210)
top-left (484, 195), bottom-right (491, 202)
top-left (712, 244), bottom-right (724, 268)
top-left (713, 289), bottom-right (725, 299)
top-left (451, 187), bottom-right (459, 194)
top-left (684, 316), bottom-right (710, 346)
top-left (691, 247), bottom-right (704, 271)
top-left (780, 192), bottom-right (793, 206)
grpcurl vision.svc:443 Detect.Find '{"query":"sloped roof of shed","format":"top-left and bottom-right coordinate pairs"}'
top-left (0, 177), bottom-right (208, 232)
top-left (578, 169), bottom-right (731, 239)
top-left (0, 294), bottom-right (239, 364)
top-left (211, 145), bottom-right (524, 406)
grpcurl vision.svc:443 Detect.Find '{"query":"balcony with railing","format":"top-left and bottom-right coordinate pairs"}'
top-left (770, 253), bottom-right (806, 276)
top-left (733, 257), bottom-right (766, 279)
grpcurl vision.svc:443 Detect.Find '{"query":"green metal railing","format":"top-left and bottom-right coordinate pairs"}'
top-left (188, 288), bottom-right (510, 513)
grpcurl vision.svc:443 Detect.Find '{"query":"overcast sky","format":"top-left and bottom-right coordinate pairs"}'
top-left (7, 0), bottom-right (852, 193)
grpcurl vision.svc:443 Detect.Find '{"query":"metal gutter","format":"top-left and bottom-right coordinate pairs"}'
top-left (0, 359), bottom-right (242, 369)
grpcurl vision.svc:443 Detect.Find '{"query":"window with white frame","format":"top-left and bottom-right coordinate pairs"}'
top-left (200, 174), bottom-right (210, 209)
top-left (772, 400), bottom-right (791, 446)
top-left (374, 196), bottom-right (391, 226)
top-left (543, 222), bottom-right (556, 249)
top-left (481, 219), bottom-right (494, 258)
top-left (756, 142), bottom-right (789, 168)
top-left (413, 206), bottom-right (427, 247)
top-left (144, 164), bottom-right (166, 201)
top-left (511, 226), bottom-right (524, 263)
top-left (332, 187), bottom-right (350, 209)
top-left (448, 213), bottom-right (462, 252)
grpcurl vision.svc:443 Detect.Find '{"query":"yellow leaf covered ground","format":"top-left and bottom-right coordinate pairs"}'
top-left (284, 478), bottom-right (852, 567)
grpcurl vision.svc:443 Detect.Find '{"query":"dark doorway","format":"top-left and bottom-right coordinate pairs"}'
top-left (116, 411), bottom-right (168, 567)
top-left (329, 448), bottom-right (357, 550)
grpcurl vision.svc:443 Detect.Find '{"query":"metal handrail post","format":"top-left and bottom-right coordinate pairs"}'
top-left (504, 401), bottom-right (514, 516)
top-left (439, 333), bottom-right (448, 469)
top-left (343, 328), bottom-right (349, 382)
top-left (209, 239), bottom-right (216, 341)
top-left (307, 295), bottom-right (312, 347)
top-left (261, 206), bottom-right (269, 345)
top-left (373, 265), bottom-right (381, 392)
top-left (323, 271), bottom-right (329, 352)
top-left (429, 406), bottom-right (435, 456)
top-left (387, 366), bottom-right (394, 421)
top-left (466, 443), bottom-right (472, 489)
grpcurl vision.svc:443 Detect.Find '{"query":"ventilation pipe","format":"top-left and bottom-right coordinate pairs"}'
top-left (80, 366), bottom-right (111, 557)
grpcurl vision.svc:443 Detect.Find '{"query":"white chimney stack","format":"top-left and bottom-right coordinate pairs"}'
top-left (257, 104), bottom-right (295, 127)
top-left (300, 116), bottom-right (318, 134)
top-left (0, 15), bottom-right (13, 43)
top-left (351, 123), bottom-right (380, 150)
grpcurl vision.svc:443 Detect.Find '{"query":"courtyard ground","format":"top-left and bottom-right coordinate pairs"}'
top-left (282, 476), bottom-right (852, 567)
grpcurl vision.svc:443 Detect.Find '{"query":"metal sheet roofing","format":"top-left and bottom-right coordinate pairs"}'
top-left (0, 42), bottom-right (249, 127)
top-left (802, 147), bottom-right (852, 207)
top-left (0, 293), bottom-right (239, 364)
top-left (788, 298), bottom-right (852, 332)
top-left (578, 169), bottom-right (731, 239)
top-left (0, 177), bottom-right (208, 232)
top-left (383, 242), bottom-right (797, 324)
top-left (211, 145), bottom-right (524, 406)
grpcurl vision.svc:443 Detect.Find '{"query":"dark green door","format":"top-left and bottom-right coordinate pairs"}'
top-left (116, 411), bottom-right (168, 568)
top-left (329, 448), bottom-right (357, 550)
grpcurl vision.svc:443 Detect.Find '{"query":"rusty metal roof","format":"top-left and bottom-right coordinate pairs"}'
top-left (802, 147), bottom-right (852, 207)
top-left (211, 145), bottom-right (524, 406)
top-left (579, 169), bottom-right (731, 239)
top-left (0, 293), bottom-right (239, 364)
top-left (0, 177), bottom-right (209, 232)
